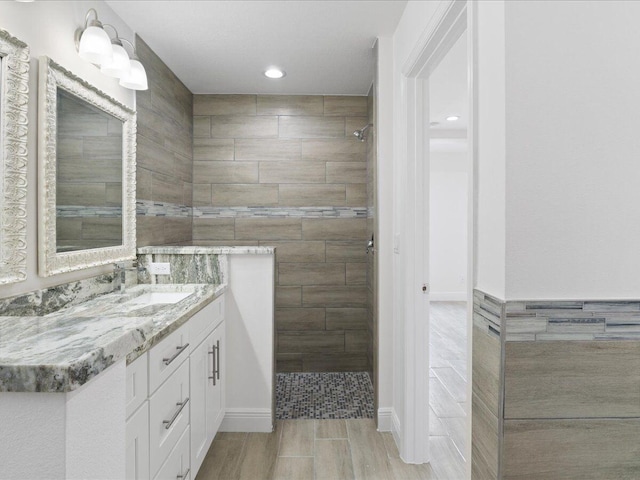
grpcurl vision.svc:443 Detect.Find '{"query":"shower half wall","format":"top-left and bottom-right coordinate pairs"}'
top-left (191, 94), bottom-right (371, 373)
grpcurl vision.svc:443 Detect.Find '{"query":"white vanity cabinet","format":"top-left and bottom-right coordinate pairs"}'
top-left (125, 293), bottom-right (225, 480)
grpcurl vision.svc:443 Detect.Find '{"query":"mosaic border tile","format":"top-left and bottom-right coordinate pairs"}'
top-left (194, 206), bottom-right (368, 218)
top-left (57, 206), bottom-right (122, 217)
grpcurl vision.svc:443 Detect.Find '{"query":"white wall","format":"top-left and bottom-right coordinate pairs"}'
top-left (504, 0), bottom-right (640, 300)
top-left (429, 151), bottom-right (468, 300)
top-left (0, 1), bottom-right (135, 300)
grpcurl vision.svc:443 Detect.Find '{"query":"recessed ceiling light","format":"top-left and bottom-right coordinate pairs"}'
top-left (446, 115), bottom-right (460, 122)
top-left (264, 68), bottom-right (285, 79)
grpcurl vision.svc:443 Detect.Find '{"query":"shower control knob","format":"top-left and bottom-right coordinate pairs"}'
top-left (422, 284), bottom-right (429, 293)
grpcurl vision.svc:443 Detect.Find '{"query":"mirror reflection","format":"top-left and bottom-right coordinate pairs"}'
top-left (55, 89), bottom-right (123, 252)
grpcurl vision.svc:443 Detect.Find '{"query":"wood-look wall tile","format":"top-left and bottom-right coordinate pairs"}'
top-left (56, 218), bottom-right (82, 240)
top-left (194, 94), bottom-right (257, 115)
top-left (504, 340), bottom-right (640, 419)
top-left (259, 162), bottom-right (325, 184)
top-left (472, 393), bottom-right (499, 480)
top-left (325, 241), bottom-right (367, 263)
top-left (105, 183), bottom-right (122, 206)
top-left (257, 95), bottom-right (324, 116)
top-left (136, 216), bottom-right (164, 247)
top-left (212, 184), bottom-right (279, 206)
top-left (301, 138), bottom-right (366, 162)
top-left (193, 184), bottom-right (212, 206)
top-left (279, 420), bottom-right (315, 456)
top-left (174, 153), bottom-right (193, 183)
top-left (235, 138), bottom-right (301, 161)
top-left (57, 184), bottom-right (106, 207)
top-left (193, 161), bottom-right (258, 184)
top-left (81, 218), bottom-right (122, 240)
top-left (268, 241), bottom-right (325, 263)
top-left (279, 185), bottom-right (346, 207)
top-left (325, 308), bottom-right (368, 330)
top-left (193, 116), bottom-right (211, 137)
top-left (278, 331), bottom-right (345, 353)
top-left (193, 138), bottom-right (234, 161)
top-left (152, 172), bottom-right (184, 204)
top-left (276, 308), bottom-right (325, 331)
top-left (279, 116), bottom-right (345, 138)
top-left (315, 439), bottom-right (355, 480)
top-left (323, 96), bottom-right (368, 116)
top-left (276, 287), bottom-right (302, 307)
top-left (163, 218), bottom-right (192, 244)
top-left (345, 184), bottom-right (367, 206)
top-left (302, 286), bottom-right (367, 307)
top-left (192, 218), bottom-right (235, 240)
top-left (210, 115), bottom-right (278, 138)
top-left (235, 218), bottom-right (302, 240)
top-left (346, 263), bottom-right (366, 285)
top-left (137, 135), bottom-right (175, 177)
top-left (302, 218), bottom-right (367, 241)
top-left (279, 263), bottom-right (345, 286)
top-left (345, 331), bottom-right (369, 353)
top-left (503, 419), bottom-right (640, 480)
top-left (472, 325), bottom-right (501, 416)
top-left (302, 353), bottom-right (369, 372)
top-left (276, 354), bottom-right (303, 372)
top-left (58, 156), bottom-right (122, 184)
top-left (326, 162), bottom-right (367, 184)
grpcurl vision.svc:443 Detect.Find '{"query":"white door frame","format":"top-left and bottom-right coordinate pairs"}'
top-left (397, 0), bottom-right (473, 467)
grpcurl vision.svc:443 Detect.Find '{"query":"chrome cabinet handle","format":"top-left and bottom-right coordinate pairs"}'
top-left (215, 340), bottom-right (220, 380)
top-left (176, 468), bottom-right (190, 479)
top-left (163, 397), bottom-right (189, 429)
top-left (163, 343), bottom-right (189, 366)
top-left (208, 348), bottom-right (216, 385)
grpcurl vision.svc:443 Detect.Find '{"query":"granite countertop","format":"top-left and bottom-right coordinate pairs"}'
top-left (137, 245), bottom-right (275, 255)
top-left (0, 283), bottom-right (226, 393)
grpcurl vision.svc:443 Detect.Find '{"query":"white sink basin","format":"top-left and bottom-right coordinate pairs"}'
top-left (126, 291), bottom-right (193, 306)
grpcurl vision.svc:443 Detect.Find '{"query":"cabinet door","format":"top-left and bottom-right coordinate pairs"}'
top-left (207, 322), bottom-right (225, 438)
top-left (189, 330), bottom-right (214, 474)
top-left (126, 402), bottom-right (150, 480)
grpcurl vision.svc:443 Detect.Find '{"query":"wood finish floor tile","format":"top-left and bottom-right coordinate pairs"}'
top-left (346, 419), bottom-right (393, 480)
top-left (315, 419), bottom-right (348, 439)
top-left (315, 439), bottom-right (356, 480)
top-left (279, 420), bottom-right (314, 457)
top-left (195, 432), bottom-right (247, 480)
top-left (236, 422), bottom-right (282, 480)
top-left (273, 457), bottom-right (314, 480)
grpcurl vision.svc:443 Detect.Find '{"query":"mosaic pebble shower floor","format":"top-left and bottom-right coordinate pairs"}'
top-left (276, 372), bottom-right (375, 420)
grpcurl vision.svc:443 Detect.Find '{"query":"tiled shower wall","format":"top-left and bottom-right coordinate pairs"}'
top-left (135, 36), bottom-right (193, 247)
top-left (365, 86), bottom-right (376, 381)
top-left (191, 94), bottom-right (370, 372)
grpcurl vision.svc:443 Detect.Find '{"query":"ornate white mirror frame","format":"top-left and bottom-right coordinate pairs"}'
top-left (0, 29), bottom-right (29, 285)
top-left (38, 56), bottom-right (136, 277)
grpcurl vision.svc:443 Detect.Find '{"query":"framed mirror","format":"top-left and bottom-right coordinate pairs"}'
top-left (0, 29), bottom-right (29, 285)
top-left (38, 56), bottom-right (136, 277)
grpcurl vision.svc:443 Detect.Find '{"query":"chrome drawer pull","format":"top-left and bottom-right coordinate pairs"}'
top-left (163, 397), bottom-right (189, 429)
top-left (215, 340), bottom-right (220, 380)
top-left (176, 468), bottom-right (190, 479)
top-left (163, 343), bottom-right (189, 366)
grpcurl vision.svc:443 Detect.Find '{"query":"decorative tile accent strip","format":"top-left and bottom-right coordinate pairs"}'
top-left (136, 200), bottom-right (191, 217)
top-left (506, 300), bottom-right (640, 341)
top-left (276, 372), bottom-right (374, 420)
top-left (57, 206), bottom-right (123, 218)
top-left (194, 206), bottom-right (368, 218)
top-left (473, 290), bottom-right (503, 338)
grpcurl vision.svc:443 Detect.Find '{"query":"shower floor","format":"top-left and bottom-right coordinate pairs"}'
top-left (276, 372), bottom-right (374, 420)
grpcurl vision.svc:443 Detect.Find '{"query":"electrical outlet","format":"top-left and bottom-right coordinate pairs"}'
top-left (148, 262), bottom-right (171, 275)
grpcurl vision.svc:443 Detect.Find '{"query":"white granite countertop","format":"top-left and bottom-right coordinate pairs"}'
top-left (137, 245), bottom-right (275, 255)
top-left (0, 283), bottom-right (226, 393)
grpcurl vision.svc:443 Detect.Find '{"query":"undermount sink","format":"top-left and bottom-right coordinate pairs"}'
top-left (125, 291), bottom-right (193, 306)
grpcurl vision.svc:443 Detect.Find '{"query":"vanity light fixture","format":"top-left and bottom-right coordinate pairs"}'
top-left (75, 9), bottom-right (113, 66)
top-left (75, 8), bottom-right (148, 90)
top-left (446, 115), bottom-right (460, 122)
top-left (264, 67), bottom-right (286, 79)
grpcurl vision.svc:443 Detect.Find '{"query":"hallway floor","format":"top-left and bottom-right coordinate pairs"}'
top-left (429, 301), bottom-right (468, 480)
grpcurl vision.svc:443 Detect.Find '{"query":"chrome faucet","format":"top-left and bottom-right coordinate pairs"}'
top-left (113, 261), bottom-right (146, 293)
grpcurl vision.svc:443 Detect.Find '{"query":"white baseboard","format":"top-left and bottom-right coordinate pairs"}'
top-left (220, 408), bottom-right (273, 432)
top-left (430, 292), bottom-right (466, 301)
top-left (377, 407), bottom-right (393, 431)
top-left (391, 409), bottom-right (401, 449)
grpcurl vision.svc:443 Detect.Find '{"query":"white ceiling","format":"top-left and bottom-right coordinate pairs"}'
top-left (106, 0), bottom-right (407, 95)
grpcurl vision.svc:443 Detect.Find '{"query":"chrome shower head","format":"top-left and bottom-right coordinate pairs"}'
top-left (353, 123), bottom-right (372, 142)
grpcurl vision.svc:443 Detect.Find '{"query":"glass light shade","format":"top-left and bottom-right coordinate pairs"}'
top-left (78, 25), bottom-right (113, 65)
top-left (100, 44), bottom-right (131, 78)
top-left (119, 59), bottom-right (148, 90)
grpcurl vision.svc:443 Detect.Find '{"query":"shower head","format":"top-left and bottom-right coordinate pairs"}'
top-left (353, 123), bottom-right (372, 142)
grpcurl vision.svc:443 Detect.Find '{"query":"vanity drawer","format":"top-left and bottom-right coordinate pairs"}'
top-left (126, 353), bottom-right (148, 419)
top-left (149, 322), bottom-right (190, 394)
top-left (149, 360), bottom-right (190, 478)
top-left (189, 295), bottom-right (224, 347)
top-left (153, 425), bottom-right (190, 480)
